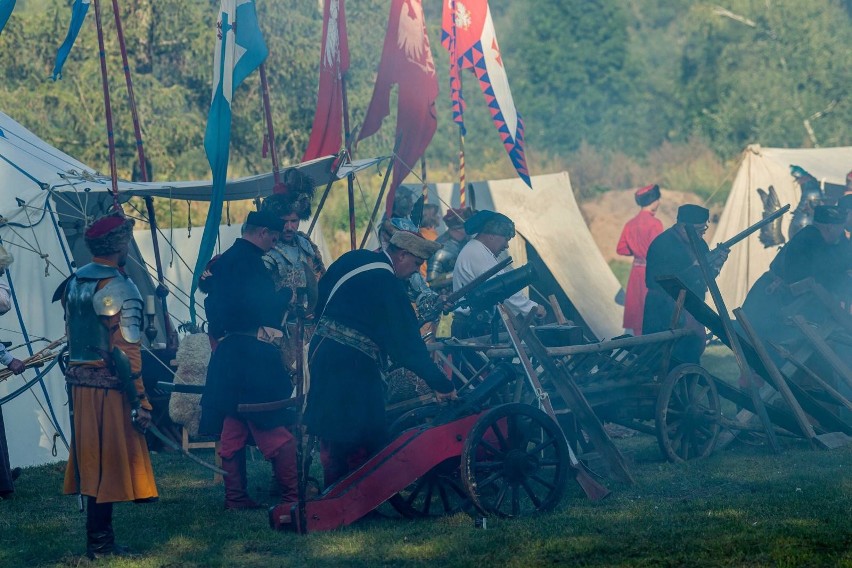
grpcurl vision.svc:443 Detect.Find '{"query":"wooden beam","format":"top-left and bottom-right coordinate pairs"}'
top-left (735, 308), bottom-right (817, 443)
top-left (684, 225), bottom-right (780, 453)
top-left (514, 314), bottom-right (634, 484)
top-left (791, 315), bottom-right (852, 393)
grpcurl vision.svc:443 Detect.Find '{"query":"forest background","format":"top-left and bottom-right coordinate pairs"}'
top-left (1, 0), bottom-right (850, 249)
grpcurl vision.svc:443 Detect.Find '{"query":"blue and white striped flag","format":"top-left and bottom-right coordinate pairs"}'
top-left (52, 0), bottom-right (90, 80)
top-left (190, 0), bottom-right (268, 323)
top-left (0, 0), bottom-right (16, 37)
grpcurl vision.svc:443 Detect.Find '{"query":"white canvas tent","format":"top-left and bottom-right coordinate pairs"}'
top-left (412, 172), bottom-right (623, 340)
top-left (133, 219), bottom-right (331, 329)
top-left (710, 144), bottom-right (852, 309)
top-left (0, 111), bottom-right (341, 468)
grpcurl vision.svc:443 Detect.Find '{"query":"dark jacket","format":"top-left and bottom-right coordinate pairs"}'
top-left (304, 249), bottom-right (453, 444)
top-left (200, 238), bottom-right (291, 435)
top-left (642, 225), bottom-right (709, 363)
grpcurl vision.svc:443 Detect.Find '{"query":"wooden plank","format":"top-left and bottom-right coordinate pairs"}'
top-left (498, 306), bottom-right (612, 500)
top-left (792, 315), bottom-right (852, 393)
top-left (656, 277), bottom-right (852, 434)
top-left (548, 294), bottom-right (569, 325)
top-left (770, 342), bottom-right (852, 412)
top-left (813, 432), bottom-right (852, 450)
top-left (683, 225), bottom-right (780, 453)
top-left (514, 314), bottom-right (635, 484)
top-left (788, 278), bottom-right (852, 333)
top-left (735, 308), bottom-right (817, 443)
top-left (485, 329), bottom-right (694, 359)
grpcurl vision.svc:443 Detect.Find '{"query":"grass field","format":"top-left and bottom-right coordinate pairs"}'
top-left (2, 348), bottom-right (850, 567)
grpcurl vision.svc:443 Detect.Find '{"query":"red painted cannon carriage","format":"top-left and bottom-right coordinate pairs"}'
top-left (270, 363), bottom-right (574, 531)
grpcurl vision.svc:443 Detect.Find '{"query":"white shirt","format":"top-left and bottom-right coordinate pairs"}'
top-left (452, 239), bottom-right (538, 316)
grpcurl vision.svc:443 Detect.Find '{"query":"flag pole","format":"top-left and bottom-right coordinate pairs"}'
top-left (92, 0), bottom-right (120, 209)
top-left (109, 0), bottom-right (177, 349)
top-left (341, 73), bottom-right (356, 250)
top-left (458, 132), bottom-right (466, 207)
top-left (359, 152), bottom-right (396, 249)
top-left (259, 63), bottom-right (282, 186)
top-left (421, 156), bottom-right (428, 204)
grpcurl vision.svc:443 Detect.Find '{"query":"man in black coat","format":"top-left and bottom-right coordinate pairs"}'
top-left (741, 205), bottom-right (850, 368)
top-left (305, 231), bottom-right (457, 486)
top-left (200, 211), bottom-right (298, 510)
top-left (643, 204), bottom-right (728, 364)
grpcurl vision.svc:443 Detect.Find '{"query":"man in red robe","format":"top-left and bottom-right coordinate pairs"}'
top-left (616, 184), bottom-right (663, 335)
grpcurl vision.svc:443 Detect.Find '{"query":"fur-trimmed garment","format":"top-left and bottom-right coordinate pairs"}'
top-left (169, 333), bottom-right (212, 437)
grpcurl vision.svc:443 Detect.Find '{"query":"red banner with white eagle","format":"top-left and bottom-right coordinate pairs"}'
top-left (357, 0), bottom-right (439, 216)
top-left (302, 0), bottom-right (349, 162)
top-left (442, 0), bottom-right (530, 187)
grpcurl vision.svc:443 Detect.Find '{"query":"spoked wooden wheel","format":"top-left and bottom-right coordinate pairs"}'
top-left (655, 364), bottom-right (721, 463)
top-left (461, 403), bottom-right (569, 518)
top-left (387, 405), bottom-right (473, 518)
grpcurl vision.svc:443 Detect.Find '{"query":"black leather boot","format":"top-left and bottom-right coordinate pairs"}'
top-left (86, 498), bottom-right (129, 560)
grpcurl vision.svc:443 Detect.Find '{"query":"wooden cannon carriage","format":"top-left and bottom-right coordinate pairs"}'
top-left (271, 362), bottom-right (576, 531)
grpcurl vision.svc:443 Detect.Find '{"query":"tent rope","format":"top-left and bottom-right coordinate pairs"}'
top-left (2, 264), bottom-right (68, 449)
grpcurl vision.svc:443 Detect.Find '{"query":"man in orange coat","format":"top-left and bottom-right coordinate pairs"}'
top-left (59, 212), bottom-right (157, 559)
top-left (616, 184), bottom-right (663, 335)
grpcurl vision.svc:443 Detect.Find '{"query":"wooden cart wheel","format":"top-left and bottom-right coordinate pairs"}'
top-left (387, 405), bottom-right (473, 518)
top-left (461, 403), bottom-right (570, 518)
top-left (655, 364), bottom-right (720, 463)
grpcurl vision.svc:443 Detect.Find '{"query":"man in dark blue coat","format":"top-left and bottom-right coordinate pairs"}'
top-left (643, 204), bottom-right (728, 363)
top-left (305, 230), bottom-right (457, 486)
top-left (200, 211), bottom-right (298, 509)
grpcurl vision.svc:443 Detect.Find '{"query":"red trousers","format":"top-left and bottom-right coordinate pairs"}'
top-left (219, 416), bottom-right (294, 460)
top-left (319, 439), bottom-right (376, 487)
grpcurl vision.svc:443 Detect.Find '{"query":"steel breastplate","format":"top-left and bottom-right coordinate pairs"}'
top-left (66, 277), bottom-right (111, 363)
top-left (265, 243), bottom-right (308, 291)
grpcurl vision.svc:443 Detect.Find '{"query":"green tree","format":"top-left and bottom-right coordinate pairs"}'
top-left (680, 0), bottom-right (852, 155)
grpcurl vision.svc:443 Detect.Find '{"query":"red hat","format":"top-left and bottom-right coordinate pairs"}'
top-left (84, 214), bottom-right (127, 239)
top-left (84, 212), bottom-right (135, 256)
top-left (635, 184), bottom-right (661, 207)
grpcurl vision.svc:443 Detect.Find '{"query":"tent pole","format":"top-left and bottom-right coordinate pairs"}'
top-left (3, 264), bottom-right (68, 450)
top-left (259, 64), bottom-right (282, 186)
top-left (341, 73), bottom-right (356, 250)
top-left (359, 152), bottom-right (396, 249)
top-left (110, 0), bottom-right (176, 349)
top-left (91, 0), bottom-right (120, 209)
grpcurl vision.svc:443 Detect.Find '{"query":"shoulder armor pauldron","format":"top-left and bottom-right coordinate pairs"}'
top-left (93, 276), bottom-right (144, 343)
top-left (296, 233), bottom-right (317, 258)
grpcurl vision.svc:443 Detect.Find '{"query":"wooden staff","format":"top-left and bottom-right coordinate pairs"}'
top-left (684, 225), bottom-right (780, 452)
top-left (498, 306), bottom-right (611, 500)
top-left (259, 64), bottom-right (282, 186)
top-left (359, 136), bottom-right (401, 249)
top-left (341, 73), bottom-right (356, 250)
top-left (110, 0), bottom-right (176, 349)
top-left (735, 308), bottom-right (817, 443)
top-left (92, 0), bottom-right (119, 208)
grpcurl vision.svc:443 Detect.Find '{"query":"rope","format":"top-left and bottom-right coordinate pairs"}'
top-left (45, 198), bottom-right (75, 272)
top-left (2, 262), bottom-right (68, 449)
top-left (0, 357), bottom-right (60, 406)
